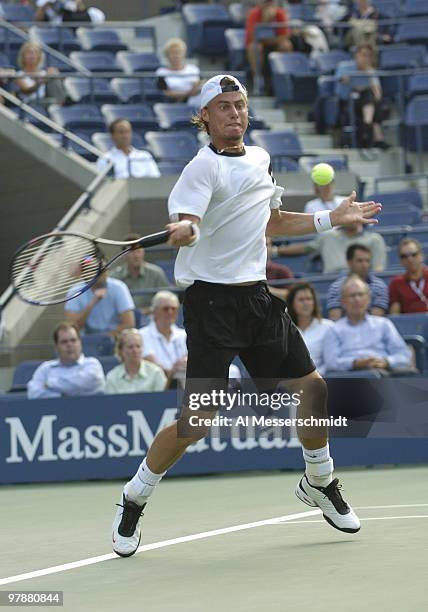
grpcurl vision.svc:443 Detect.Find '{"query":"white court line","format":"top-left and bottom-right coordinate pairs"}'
top-left (0, 509), bottom-right (321, 587)
top-left (277, 515), bottom-right (428, 525)
top-left (355, 503), bottom-right (428, 510)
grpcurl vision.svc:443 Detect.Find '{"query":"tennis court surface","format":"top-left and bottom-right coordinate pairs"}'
top-left (1, 466), bottom-right (427, 611)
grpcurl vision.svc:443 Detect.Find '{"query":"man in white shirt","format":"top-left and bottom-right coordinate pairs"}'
top-left (112, 73), bottom-right (382, 557)
top-left (96, 119), bottom-right (160, 179)
top-left (27, 322), bottom-right (105, 399)
top-left (304, 181), bottom-right (344, 214)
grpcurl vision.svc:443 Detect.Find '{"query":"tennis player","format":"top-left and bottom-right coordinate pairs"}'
top-left (112, 75), bottom-right (381, 556)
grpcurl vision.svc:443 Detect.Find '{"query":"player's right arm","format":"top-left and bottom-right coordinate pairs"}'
top-left (167, 214), bottom-right (200, 247)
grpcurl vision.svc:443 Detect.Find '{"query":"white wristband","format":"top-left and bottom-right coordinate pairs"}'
top-left (188, 222), bottom-right (200, 247)
top-left (314, 210), bottom-right (332, 233)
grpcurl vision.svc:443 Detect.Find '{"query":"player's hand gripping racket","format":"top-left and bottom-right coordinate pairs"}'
top-left (10, 229), bottom-right (170, 306)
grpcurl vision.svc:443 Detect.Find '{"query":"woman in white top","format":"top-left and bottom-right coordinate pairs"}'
top-left (15, 42), bottom-right (64, 106)
top-left (286, 282), bottom-right (334, 376)
top-left (156, 38), bottom-right (203, 106)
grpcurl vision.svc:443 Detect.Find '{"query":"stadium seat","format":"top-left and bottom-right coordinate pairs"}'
top-left (67, 130), bottom-right (97, 161)
top-left (110, 77), bottom-right (163, 103)
top-left (380, 206), bottom-right (421, 226)
top-left (313, 50), bottom-right (351, 75)
top-left (101, 104), bottom-right (158, 131)
top-left (116, 51), bottom-right (161, 73)
top-left (18, 104), bottom-right (51, 132)
top-left (77, 28), bottom-right (128, 52)
top-left (403, 0), bottom-right (428, 17)
top-left (372, 0), bottom-right (402, 18)
top-left (287, 3), bottom-right (315, 21)
top-left (365, 189), bottom-right (423, 210)
top-left (379, 45), bottom-right (426, 70)
top-left (134, 25), bottom-right (156, 51)
top-left (224, 28), bottom-right (246, 71)
top-left (157, 160), bottom-right (189, 175)
top-left (98, 356), bottom-right (120, 375)
top-left (45, 54), bottom-right (76, 72)
top-left (299, 156), bottom-right (349, 173)
top-left (388, 314), bottom-right (428, 341)
top-left (30, 26), bottom-right (81, 53)
top-left (0, 51), bottom-right (13, 69)
top-left (2, 3), bottom-right (34, 22)
top-left (395, 21), bottom-right (428, 47)
top-left (70, 51), bottom-right (122, 73)
top-left (404, 95), bottom-right (428, 152)
top-left (269, 52), bottom-right (319, 103)
top-left (153, 259), bottom-right (176, 283)
top-left (153, 103), bottom-right (197, 130)
top-left (405, 225), bottom-right (428, 243)
top-left (250, 130), bottom-right (303, 170)
top-left (182, 3), bottom-right (235, 55)
top-left (49, 104), bottom-right (105, 131)
top-left (91, 131), bottom-right (146, 152)
top-left (407, 74), bottom-right (428, 99)
top-left (404, 335), bottom-right (427, 374)
top-left (277, 255), bottom-right (314, 275)
top-left (81, 333), bottom-right (115, 357)
top-left (64, 77), bottom-right (117, 103)
top-left (145, 131), bottom-right (199, 162)
top-left (0, 28), bottom-right (25, 54)
top-left (10, 360), bottom-right (43, 392)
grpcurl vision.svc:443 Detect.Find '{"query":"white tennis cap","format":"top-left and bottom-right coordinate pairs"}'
top-left (200, 74), bottom-right (247, 109)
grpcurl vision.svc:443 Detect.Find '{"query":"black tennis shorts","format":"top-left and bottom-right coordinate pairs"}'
top-left (183, 280), bottom-right (315, 394)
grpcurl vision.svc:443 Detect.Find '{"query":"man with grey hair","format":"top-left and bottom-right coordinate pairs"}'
top-left (323, 275), bottom-right (412, 373)
top-left (139, 290), bottom-right (187, 382)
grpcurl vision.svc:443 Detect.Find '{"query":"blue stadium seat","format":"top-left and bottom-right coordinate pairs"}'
top-left (366, 189), bottom-right (423, 210)
top-left (64, 77), bottom-right (117, 103)
top-left (134, 25), bottom-right (156, 50)
top-left (380, 206), bottom-right (421, 226)
top-left (2, 3), bottom-right (34, 22)
top-left (153, 103), bottom-right (197, 130)
top-left (110, 77), bottom-right (163, 103)
top-left (10, 361), bottom-right (43, 392)
top-left (313, 50), bottom-right (351, 75)
top-left (269, 52), bottom-right (319, 103)
top-left (224, 28), bottom-right (246, 71)
top-left (81, 333), bottom-right (115, 357)
top-left (98, 356), bottom-right (120, 375)
top-left (288, 3), bottom-right (315, 21)
top-left (407, 74), bottom-right (428, 99)
top-left (229, 2), bottom-right (245, 24)
top-left (250, 130), bottom-right (303, 170)
top-left (299, 155), bottom-right (349, 173)
top-left (379, 45), bottom-right (426, 70)
top-left (101, 104), bottom-right (158, 131)
top-left (367, 225), bottom-right (403, 246)
top-left (0, 51), bottom-right (13, 69)
top-left (77, 28), bottom-right (128, 52)
top-left (49, 104), bottom-right (105, 131)
top-left (277, 255), bottom-right (313, 275)
top-left (70, 51), bottom-right (122, 73)
top-left (66, 130), bottom-right (98, 160)
top-left (405, 225), bottom-right (428, 243)
top-left (395, 21), bottom-right (428, 47)
top-left (403, 0), bottom-right (428, 17)
top-left (404, 335), bottom-right (427, 373)
top-left (182, 3), bottom-right (235, 55)
top-left (18, 103), bottom-right (51, 132)
top-left (0, 28), bottom-right (25, 54)
top-left (145, 131), bottom-right (199, 162)
top-left (30, 26), bottom-right (81, 53)
top-left (388, 314), bottom-right (428, 341)
top-left (404, 95), bottom-right (428, 152)
top-left (45, 54), bottom-right (76, 72)
top-left (372, 0), bottom-right (402, 18)
top-left (91, 131), bottom-right (146, 152)
top-left (116, 51), bottom-right (161, 73)
top-left (153, 259), bottom-right (175, 283)
top-left (157, 160), bottom-right (189, 175)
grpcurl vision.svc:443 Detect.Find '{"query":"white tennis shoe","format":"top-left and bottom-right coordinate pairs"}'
top-left (112, 494), bottom-right (146, 557)
top-left (295, 474), bottom-right (361, 533)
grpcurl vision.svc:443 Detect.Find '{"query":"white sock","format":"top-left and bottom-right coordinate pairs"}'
top-left (124, 457), bottom-right (166, 505)
top-left (303, 443), bottom-right (333, 488)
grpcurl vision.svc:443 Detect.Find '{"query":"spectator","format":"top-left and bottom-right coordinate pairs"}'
top-left (35, 1), bottom-right (105, 24)
top-left (303, 180), bottom-right (345, 214)
top-left (324, 276), bottom-right (412, 374)
top-left (96, 119), bottom-right (160, 179)
top-left (15, 42), bottom-right (65, 107)
top-left (105, 328), bottom-right (167, 394)
top-left (27, 321), bottom-right (105, 399)
top-left (278, 222), bottom-right (387, 274)
top-left (286, 283), bottom-right (334, 376)
top-left (389, 239), bottom-right (428, 314)
top-left (156, 38), bottom-right (203, 106)
top-left (140, 290), bottom-right (187, 386)
top-left (266, 236), bottom-right (293, 300)
top-left (327, 243), bottom-right (388, 320)
top-left (65, 266), bottom-right (135, 335)
top-left (336, 44), bottom-right (388, 148)
top-left (110, 233), bottom-right (170, 313)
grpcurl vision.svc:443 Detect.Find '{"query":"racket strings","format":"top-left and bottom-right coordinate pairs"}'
top-left (12, 235), bottom-right (101, 304)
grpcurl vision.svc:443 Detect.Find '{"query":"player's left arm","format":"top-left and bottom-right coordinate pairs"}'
top-left (266, 191), bottom-right (381, 237)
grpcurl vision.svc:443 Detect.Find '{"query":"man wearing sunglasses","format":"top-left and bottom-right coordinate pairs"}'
top-left (389, 238), bottom-right (428, 313)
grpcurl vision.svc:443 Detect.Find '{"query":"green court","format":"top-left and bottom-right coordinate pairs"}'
top-left (1, 466), bottom-right (427, 611)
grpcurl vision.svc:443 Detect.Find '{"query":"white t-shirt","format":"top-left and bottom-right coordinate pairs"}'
top-left (156, 64), bottom-right (201, 106)
top-left (299, 318), bottom-right (335, 376)
top-left (303, 195), bottom-right (344, 214)
top-left (169, 144), bottom-right (284, 287)
top-left (140, 321), bottom-right (187, 371)
top-left (96, 147), bottom-right (160, 179)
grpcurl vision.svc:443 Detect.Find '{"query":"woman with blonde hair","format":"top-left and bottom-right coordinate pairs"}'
top-left (15, 41), bottom-right (65, 106)
top-left (156, 37), bottom-right (203, 106)
top-left (105, 329), bottom-right (167, 394)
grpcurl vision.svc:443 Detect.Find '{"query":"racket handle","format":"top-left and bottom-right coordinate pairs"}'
top-left (138, 230), bottom-right (170, 249)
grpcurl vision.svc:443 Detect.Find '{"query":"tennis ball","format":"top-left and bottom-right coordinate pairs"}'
top-left (311, 163), bottom-right (335, 186)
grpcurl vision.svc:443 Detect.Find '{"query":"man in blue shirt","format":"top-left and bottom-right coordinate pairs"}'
top-left (324, 275), bottom-right (412, 373)
top-left (327, 243), bottom-right (388, 320)
top-left (27, 321), bottom-right (105, 398)
top-left (65, 269), bottom-right (135, 335)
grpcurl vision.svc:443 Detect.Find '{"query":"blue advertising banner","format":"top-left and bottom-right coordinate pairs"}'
top-left (1, 389), bottom-right (428, 484)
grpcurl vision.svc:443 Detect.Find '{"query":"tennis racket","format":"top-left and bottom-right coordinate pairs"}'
top-left (10, 229), bottom-right (170, 306)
